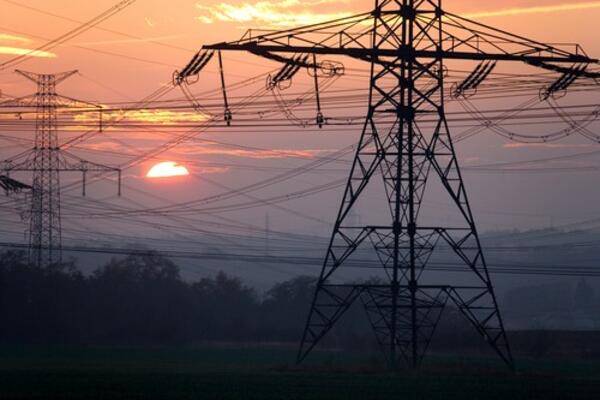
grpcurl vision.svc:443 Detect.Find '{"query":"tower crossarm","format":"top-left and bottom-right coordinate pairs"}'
top-left (2, 153), bottom-right (121, 197)
top-left (204, 42), bottom-right (598, 66)
top-left (197, 5), bottom-right (599, 74)
top-left (15, 70), bottom-right (78, 86)
top-left (2, 159), bottom-right (119, 173)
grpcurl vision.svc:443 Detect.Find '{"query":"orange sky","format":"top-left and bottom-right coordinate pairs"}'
top-left (1, 0), bottom-right (600, 102)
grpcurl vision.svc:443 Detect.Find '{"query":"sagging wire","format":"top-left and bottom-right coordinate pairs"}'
top-left (265, 53), bottom-right (344, 127)
top-left (546, 96), bottom-right (600, 143)
top-left (454, 96), bottom-right (544, 143)
top-left (271, 73), bottom-right (341, 128)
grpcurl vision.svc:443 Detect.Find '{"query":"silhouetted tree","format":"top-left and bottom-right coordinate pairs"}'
top-left (0, 251), bottom-right (496, 353)
top-left (89, 253), bottom-right (190, 344)
top-left (0, 251), bottom-right (86, 344)
top-left (260, 276), bottom-right (315, 341)
top-left (191, 271), bottom-right (259, 341)
top-left (574, 278), bottom-right (595, 311)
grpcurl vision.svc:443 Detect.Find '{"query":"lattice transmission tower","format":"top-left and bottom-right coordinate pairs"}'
top-left (1, 70), bottom-right (121, 268)
top-left (179, 0), bottom-right (599, 368)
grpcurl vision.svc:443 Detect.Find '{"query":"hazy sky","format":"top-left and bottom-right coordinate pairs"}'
top-left (1, 0), bottom-right (600, 254)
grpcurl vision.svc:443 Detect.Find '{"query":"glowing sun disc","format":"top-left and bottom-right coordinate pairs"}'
top-left (147, 161), bottom-right (190, 178)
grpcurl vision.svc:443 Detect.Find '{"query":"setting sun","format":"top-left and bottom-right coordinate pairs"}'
top-left (146, 161), bottom-right (190, 178)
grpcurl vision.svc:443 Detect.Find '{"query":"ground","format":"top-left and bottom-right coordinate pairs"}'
top-left (0, 346), bottom-right (599, 399)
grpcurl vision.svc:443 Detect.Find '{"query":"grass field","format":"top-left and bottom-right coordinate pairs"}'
top-left (1, 345), bottom-right (599, 399)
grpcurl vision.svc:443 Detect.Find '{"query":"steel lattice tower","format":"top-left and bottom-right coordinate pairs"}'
top-left (24, 71), bottom-right (73, 268)
top-left (180, 0), bottom-right (598, 368)
top-left (2, 70), bottom-right (121, 268)
top-left (296, 0), bottom-right (513, 368)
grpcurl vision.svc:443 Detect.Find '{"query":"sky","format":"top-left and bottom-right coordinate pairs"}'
top-left (2, 0), bottom-right (600, 97)
top-left (1, 0), bottom-right (600, 265)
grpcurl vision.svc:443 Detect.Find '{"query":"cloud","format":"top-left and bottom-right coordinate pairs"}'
top-left (0, 46), bottom-right (56, 58)
top-left (183, 146), bottom-right (323, 160)
top-left (192, 165), bottom-right (229, 174)
top-left (0, 34), bottom-right (32, 44)
top-left (76, 141), bottom-right (136, 153)
top-left (196, 0), bottom-right (354, 27)
top-left (0, 33), bottom-right (56, 58)
top-left (196, 1), bottom-right (600, 28)
top-left (75, 137), bottom-right (326, 162)
top-left (74, 109), bottom-right (211, 125)
top-left (463, 156), bottom-right (481, 164)
top-left (502, 142), bottom-right (592, 149)
top-left (175, 143), bottom-right (327, 159)
top-left (464, 1), bottom-right (600, 19)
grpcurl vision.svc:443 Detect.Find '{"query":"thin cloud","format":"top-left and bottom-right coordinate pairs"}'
top-left (196, 1), bottom-right (600, 28)
top-left (191, 165), bottom-right (229, 174)
top-left (464, 1), bottom-right (600, 19)
top-left (503, 143), bottom-right (592, 149)
top-left (196, 0), bottom-right (354, 27)
top-left (0, 46), bottom-right (55, 58)
top-left (0, 33), bottom-right (55, 58)
top-left (76, 141), bottom-right (134, 153)
top-left (0, 33), bottom-right (32, 44)
top-left (177, 143), bottom-right (327, 159)
top-left (74, 109), bottom-right (211, 125)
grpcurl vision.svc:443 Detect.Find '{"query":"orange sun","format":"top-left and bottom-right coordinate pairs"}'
top-left (147, 161), bottom-right (190, 178)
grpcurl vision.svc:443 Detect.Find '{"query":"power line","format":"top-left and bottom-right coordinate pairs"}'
top-left (1, 0), bottom-right (193, 53)
top-left (0, 0), bottom-right (138, 70)
top-left (1, 241), bottom-right (598, 277)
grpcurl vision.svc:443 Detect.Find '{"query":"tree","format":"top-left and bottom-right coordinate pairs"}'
top-left (574, 278), bottom-right (595, 311)
top-left (89, 252), bottom-right (190, 344)
top-left (260, 276), bottom-right (316, 341)
top-left (191, 271), bottom-right (259, 341)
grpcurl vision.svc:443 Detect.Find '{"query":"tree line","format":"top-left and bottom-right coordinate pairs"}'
top-left (1, 250), bottom-right (596, 357)
top-left (0, 251), bottom-right (366, 347)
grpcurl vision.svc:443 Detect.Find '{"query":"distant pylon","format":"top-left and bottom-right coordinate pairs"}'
top-left (24, 71), bottom-right (74, 268)
top-left (1, 70), bottom-right (121, 268)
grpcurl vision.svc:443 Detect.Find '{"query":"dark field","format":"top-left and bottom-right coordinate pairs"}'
top-left (1, 346), bottom-right (599, 400)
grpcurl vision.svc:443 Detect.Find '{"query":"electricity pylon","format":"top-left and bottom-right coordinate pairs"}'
top-left (181, 0), bottom-right (598, 368)
top-left (1, 71), bottom-right (120, 268)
